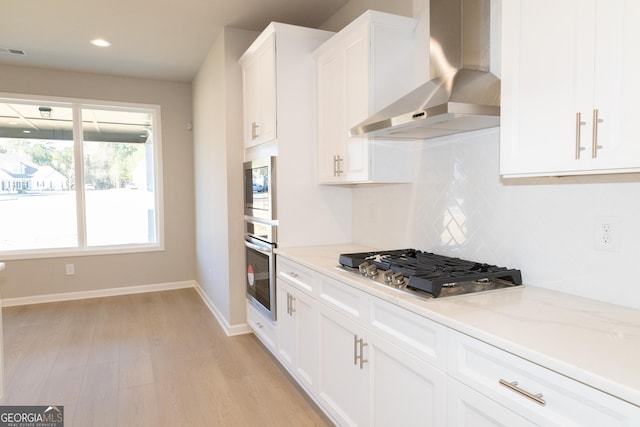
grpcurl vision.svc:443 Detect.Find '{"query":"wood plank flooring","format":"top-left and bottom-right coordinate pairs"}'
top-left (1, 288), bottom-right (333, 426)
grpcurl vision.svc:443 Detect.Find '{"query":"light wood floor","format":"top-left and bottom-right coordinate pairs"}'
top-left (1, 288), bottom-right (333, 426)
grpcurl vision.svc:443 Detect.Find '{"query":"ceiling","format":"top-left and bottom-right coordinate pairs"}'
top-left (0, 0), bottom-right (349, 82)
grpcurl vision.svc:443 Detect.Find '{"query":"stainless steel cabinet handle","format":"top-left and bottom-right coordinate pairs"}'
top-left (353, 335), bottom-right (359, 365)
top-left (333, 155), bottom-right (344, 177)
top-left (286, 293), bottom-right (295, 316)
top-left (251, 121), bottom-right (259, 140)
top-left (575, 112), bottom-right (586, 159)
top-left (592, 109), bottom-right (603, 158)
top-left (353, 335), bottom-right (368, 369)
top-left (289, 295), bottom-right (296, 314)
top-left (499, 379), bottom-right (546, 406)
top-left (359, 339), bottom-right (368, 369)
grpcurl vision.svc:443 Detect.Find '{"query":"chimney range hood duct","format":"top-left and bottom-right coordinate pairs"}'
top-left (349, 0), bottom-right (500, 140)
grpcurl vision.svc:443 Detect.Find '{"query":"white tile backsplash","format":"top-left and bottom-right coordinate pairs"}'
top-left (352, 129), bottom-right (640, 309)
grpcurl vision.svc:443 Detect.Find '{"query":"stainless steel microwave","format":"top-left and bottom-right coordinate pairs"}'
top-left (243, 157), bottom-right (276, 221)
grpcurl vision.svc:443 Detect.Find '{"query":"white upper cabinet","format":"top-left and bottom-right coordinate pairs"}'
top-left (240, 32), bottom-right (277, 148)
top-left (240, 23), bottom-right (333, 149)
top-left (314, 11), bottom-right (418, 184)
top-left (500, 0), bottom-right (640, 177)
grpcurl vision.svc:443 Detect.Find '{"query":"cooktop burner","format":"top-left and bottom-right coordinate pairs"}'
top-left (338, 249), bottom-right (522, 299)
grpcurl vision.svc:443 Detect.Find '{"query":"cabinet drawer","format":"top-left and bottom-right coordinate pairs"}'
top-left (318, 275), bottom-right (366, 322)
top-left (448, 330), bottom-right (640, 426)
top-left (369, 299), bottom-right (447, 370)
top-left (246, 300), bottom-right (276, 350)
top-left (447, 377), bottom-right (536, 427)
top-left (277, 257), bottom-right (316, 296)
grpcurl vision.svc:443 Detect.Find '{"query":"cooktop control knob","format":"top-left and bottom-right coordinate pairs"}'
top-left (392, 272), bottom-right (405, 287)
top-left (382, 270), bottom-right (393, 283)
top-left (365, 263), bottom-right (378, 278)
top-left (358, 261), bottom-right (370, 275)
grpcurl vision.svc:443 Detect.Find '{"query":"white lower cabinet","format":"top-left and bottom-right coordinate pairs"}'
top-left (268, 256), bottom-right (640, 426)
top-left (317, 302), bottom-right (446, 427)
top-left (448, 329), bottom-right (640, 426)
top-left (368, 327), bottom-right (447, 427)
top-left (317, 304), bottom-right (370, 426)
top-left (276, 278), bottom-right (317, 392)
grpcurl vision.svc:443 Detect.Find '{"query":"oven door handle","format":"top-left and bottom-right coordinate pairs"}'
top-left (244, 239), bottom-right (273, 256)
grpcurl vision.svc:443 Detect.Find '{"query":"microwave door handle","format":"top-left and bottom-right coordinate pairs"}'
top-left (244, 240), bottom-right (273, 255)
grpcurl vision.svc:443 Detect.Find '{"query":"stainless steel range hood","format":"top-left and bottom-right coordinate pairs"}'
top-left (349, 0), bottom-right (500, 140)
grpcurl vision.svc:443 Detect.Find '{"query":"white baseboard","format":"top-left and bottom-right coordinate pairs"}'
top-left (2, 280), bottom-right (196, 307)
top-left (192, 281), bottom-right (252, 337)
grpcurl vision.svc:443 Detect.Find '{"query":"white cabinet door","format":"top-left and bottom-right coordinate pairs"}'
top-left (277, 280), bottom-right (317, 392)
top-left (317, 304), bottom-right (370, 426)
top-left (316, 25), bottom-right (370, 184)
top-left (368, 331), bottom-right (447, 427)
top-left (590, 0), bottom-right (640, 172)
top-left (317, 302), bottom-right (447, 427)
top-left (501, 0), bottom-right (640, 177)
top-left (314, 11), bottom-right (416, 184)
top-left (276, 282), bottom-right (295, 368)
top-left (316, 48), bottom-right (347, 183)
top-left (241, 33), bottom-right (276, 148)
top-left (500, 0), bottom-right (589, 176)
top-left (447, 378), bottom-right (536, 427)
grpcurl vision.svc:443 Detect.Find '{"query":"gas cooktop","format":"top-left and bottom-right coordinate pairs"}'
top-left (338, 249), bottom-right (522, 299)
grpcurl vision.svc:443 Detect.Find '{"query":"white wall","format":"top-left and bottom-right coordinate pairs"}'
top-left (352, 129), bottom-right (640, 310)
top-left (325, 0), bottom-right (640, 310)
top-left (192, 28), bottom-right (257, 330)
top-left (0, 64), bottom-right (195, 300)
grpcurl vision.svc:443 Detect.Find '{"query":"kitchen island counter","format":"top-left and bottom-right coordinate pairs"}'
top-left (275, 244), bottom-right (640, 408)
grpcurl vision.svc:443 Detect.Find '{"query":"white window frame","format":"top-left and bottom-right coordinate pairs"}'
top-left (0, 92), bottom-right (165, 260)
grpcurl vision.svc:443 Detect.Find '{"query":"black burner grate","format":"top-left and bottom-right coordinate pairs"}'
top-left (339, 249), bottom-right (522, 297)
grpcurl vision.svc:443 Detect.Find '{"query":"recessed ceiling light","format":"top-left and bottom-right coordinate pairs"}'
top-left (90, 39), bottom-right (111, 47)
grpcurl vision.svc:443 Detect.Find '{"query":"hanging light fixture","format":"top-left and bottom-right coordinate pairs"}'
top-left (39, 106), bottom-right (52, 118)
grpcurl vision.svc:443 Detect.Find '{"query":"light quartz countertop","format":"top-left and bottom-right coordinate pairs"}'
top-left (275, 244), bottom-right (640, 407)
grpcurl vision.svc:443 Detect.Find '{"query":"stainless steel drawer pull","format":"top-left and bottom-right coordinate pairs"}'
top-left (575, 112), bottom-right (586, 159)
top-left (251, 121), bottom-right (259, 140)
top-left (288, 272), bottom-right (298, 278)
top-left (499, 379), bottom-right (546, 406)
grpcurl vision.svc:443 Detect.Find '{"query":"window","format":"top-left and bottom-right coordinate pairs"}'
top-left (0, 95), bottom-right (163, 258)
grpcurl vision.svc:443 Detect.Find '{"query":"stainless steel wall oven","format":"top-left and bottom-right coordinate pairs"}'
top-left (244, 218), bottom-right (277, 321)
top-left (243, 157), bottom-right (278, 321)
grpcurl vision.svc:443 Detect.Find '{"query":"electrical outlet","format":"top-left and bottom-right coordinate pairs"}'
top-left (595, 216), bottom-right (620, 252)
top-left (66, 263), bottom-right (75, 275)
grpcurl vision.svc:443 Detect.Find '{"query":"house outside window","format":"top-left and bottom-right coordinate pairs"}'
top-left (0, 94), bottom-right (164, 259)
